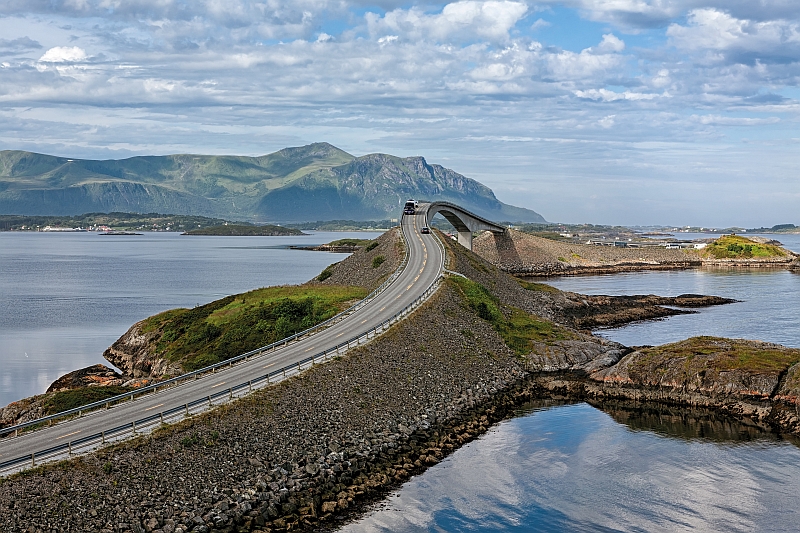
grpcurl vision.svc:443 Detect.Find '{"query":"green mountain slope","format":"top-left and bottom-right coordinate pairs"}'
top-left (0, 143), bottom-right (545, 223)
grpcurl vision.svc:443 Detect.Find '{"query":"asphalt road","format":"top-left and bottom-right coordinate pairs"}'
top-left (0, 207), bottom-right (444, 466)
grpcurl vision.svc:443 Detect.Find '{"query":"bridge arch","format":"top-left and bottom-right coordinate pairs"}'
top-left (422, 201), bottom-right (506, 250)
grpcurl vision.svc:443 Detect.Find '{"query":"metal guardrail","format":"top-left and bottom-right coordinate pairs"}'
top-left (0, 219), bottom-right (448, 476)
top-left (0, 228), bottom-right (411, 441)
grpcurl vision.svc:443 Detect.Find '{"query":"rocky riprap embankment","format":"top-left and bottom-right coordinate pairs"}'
top-left (473, 229), bottom-right (700, 276)
top-left (313, 227), bottom-right (402, 290)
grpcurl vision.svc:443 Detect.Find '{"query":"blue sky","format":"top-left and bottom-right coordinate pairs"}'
top-left (1, 1), bottom-right (799, 226)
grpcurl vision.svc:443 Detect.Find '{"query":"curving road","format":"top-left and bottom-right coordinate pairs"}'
top-left (0, 207), bottom-right (444, 468)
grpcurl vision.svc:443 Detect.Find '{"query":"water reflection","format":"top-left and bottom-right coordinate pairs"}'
top-left (341, 402), bottom-right (800, 533)
top-left (591, 400), bottom-right (793, 445)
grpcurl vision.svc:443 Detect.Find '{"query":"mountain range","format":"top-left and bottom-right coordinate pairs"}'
top-left (0, 143), bottom-right (545, 223)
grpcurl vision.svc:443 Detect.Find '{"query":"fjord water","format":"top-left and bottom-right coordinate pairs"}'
top-left (0, 231), bottom-right (380, 408)
top-left (342, 402), bottom-right (800, 533)
top-left (543, 232), bottom-right (800, 349)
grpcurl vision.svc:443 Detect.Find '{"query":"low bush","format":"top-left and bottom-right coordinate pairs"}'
top-left (372, 255), bottom-right (385, 268)
top-left (449, 277), bottom-right (575, 355)
top-left (41, 386), bottom-right (134, 416)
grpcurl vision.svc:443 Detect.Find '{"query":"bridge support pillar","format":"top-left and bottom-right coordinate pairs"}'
top-left (457, 230), bottom-right (473, 250)
top-left (425, 202), bottom-right (505, 252)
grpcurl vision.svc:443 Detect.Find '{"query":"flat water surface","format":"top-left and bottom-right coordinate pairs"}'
top-left (0, 231), bottom-right (380, 407)
top-left (342, 402), bottom-right (800, 533)
top-left (542, 233), bottom-right (800, 349)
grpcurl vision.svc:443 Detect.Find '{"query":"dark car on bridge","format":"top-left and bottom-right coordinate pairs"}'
top-left (421, 226), bottom-right (430, 234)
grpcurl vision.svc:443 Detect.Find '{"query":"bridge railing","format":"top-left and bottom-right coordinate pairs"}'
top-left (0, 258), bottom-right (444, 477)
top-left (0, 228), bottom-right (412, 441)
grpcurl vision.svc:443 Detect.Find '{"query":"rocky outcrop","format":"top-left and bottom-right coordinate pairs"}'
top-left (103, 322), bottom-right (184, 379)
top-left (555, 293), bottom-right (737, 329)
top-left (527, 338), bottom-right (631, 373)
top-left (46, 364), bottom-right (127, 393)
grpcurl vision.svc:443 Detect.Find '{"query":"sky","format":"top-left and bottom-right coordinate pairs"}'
top-left (1, 1), bottom-right (799, 227)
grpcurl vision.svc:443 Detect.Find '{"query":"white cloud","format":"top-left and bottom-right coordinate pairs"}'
top-left (367, 1), bottom-right (529, 43)
top-left (692, 114), bottom-right (781, 126)
top-left (596, 33), bottom-right (625, 53)
top-left (598, 114), bottom-right (615, 127)
top-left (667, 8), bottom-right (800, 56)
top-left (531, 18), bottom-right (551, 31)
top-left (540, 1), bottom-right (800, 29)
top-left (574, 88), bottom-right (662, 101)
top-left (39, 46), bottom-right (87, 63)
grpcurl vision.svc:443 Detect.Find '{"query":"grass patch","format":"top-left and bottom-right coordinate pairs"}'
top-left (41, 386), bottom-right (133, 416)
top-left (141, 285), bottom-right (367, 371)
top-left (327, 238), bottom-right (374, 247)
top-left (635, 337), bottom-right (800, 373)
top-left (316, 265), bottom-right (334, 281)
top-left (518, 279), bottom-right (560, 293)
top-left (702, 235), bottom-right (787, 259)
top-left (372, 255), bottom-right (385, 268)
top-left (449, 277), bottom-right (575, 355)
top-left (364, 241), bottom-right (379, 252)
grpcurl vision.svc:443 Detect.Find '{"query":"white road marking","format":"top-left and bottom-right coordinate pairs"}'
top-left (56, 430), bottom-right (81, 440)
top-left (144, 403), bottom-right (164, 412)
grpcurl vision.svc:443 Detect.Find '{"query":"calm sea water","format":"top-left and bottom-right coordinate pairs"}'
top-left (342, 402), bottom-right (800, 533)
top-left (542, 233), bottom-right (800, 349)
top-left (0, 231), bottom-right (381, 407)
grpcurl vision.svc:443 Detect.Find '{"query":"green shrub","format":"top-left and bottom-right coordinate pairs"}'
top-left (703, 235), bottom-right (787, 259)
top-left (316, 266), bottom-right (334, 281)
top-left (42, 386), bottom-right (134, 416)
top-left (365, 241), bottom-right (379, 252)
top-left (449, 277), bottom-right (574, 355)
top-left (372, 255), bottom-right (385, 268)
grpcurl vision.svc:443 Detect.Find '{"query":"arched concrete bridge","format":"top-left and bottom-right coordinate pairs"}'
top-left (421, 201), bottom-right (507, 250)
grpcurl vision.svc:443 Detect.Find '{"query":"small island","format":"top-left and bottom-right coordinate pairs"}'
top-left (182, 224), bottom-right (306, 236)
